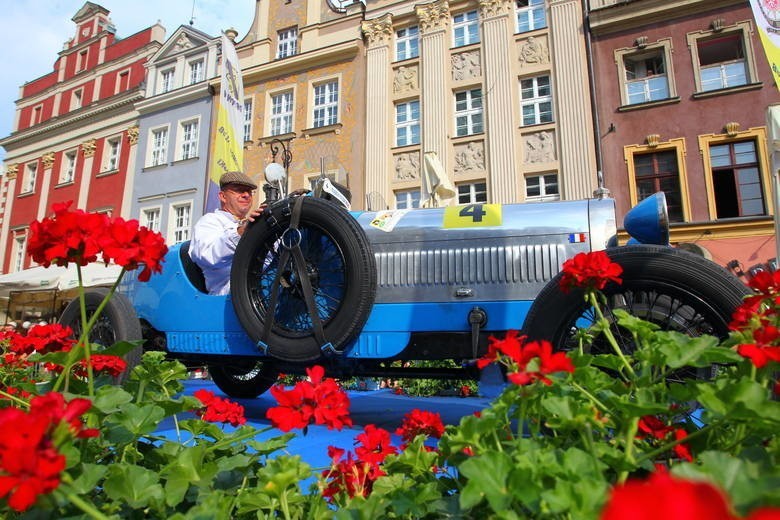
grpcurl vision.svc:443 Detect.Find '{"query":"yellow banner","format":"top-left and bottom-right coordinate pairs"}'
top-left (206, 34), bottom-right (245, 212)
top-left (750, 0), bottom-right (780, 89)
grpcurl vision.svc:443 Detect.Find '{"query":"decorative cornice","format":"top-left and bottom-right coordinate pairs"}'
top-left (724, 121), bottom-right (740, 137)
top-left (41, 152), bottom-right (56, 170)
top-left (478, 0), bottom-right (512, 19)
top-left (416, 0), bottom-right (450, 34)
top-left (646, 134), bottom-right (661, 147)
top-left (362, 13), bottom-right (394, 47)
top-left (127, 125), bottom-right (139, 145)
top-left (5, 164), bottom-right (18, 180)
top-left (81, 139), bottom-right (97, 158)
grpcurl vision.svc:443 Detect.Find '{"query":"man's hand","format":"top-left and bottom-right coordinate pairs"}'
top-left (237, 204), bottom-right (267, 236)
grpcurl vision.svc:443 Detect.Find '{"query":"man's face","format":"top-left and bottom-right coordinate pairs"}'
top-left (219, 184), bottom-right (254, 218)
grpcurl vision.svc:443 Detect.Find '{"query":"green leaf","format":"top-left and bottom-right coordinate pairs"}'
top-left (106, 402), bottom-right (165, 436)
top-left (66, 463), bottom-right (108, 495)
top-left (91, 384), bottom-right (134, 414)
top-left (103, 463), bottom-right (165, 508)
top-left (459, 451), bottom-right (513, 511)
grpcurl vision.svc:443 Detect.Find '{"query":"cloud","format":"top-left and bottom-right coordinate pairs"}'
top-left (0, 0), bottom-right (255, 164)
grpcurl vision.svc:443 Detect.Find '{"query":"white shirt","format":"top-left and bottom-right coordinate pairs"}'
top-left (189, 209), bottom-right (242, 295)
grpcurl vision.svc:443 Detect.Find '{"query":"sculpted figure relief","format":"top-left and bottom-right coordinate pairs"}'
top-left (393, 66), bottom-right (419, 93)
top-left (451, 51), bottom-right (481, 81)
top-left (454, 142), bottom-right (485, 174)
top-left (394, 152), bottom-right (420, 181)
top-left (525, 131), bottom-right (555, 164)
top-left (519, 36), bottom-right (549, 66)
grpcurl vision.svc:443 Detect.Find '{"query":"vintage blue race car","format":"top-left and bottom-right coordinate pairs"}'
top-left (60, 177), bottom-right (750, 398)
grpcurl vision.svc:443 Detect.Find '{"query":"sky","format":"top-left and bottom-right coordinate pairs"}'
top-left (0, 0), bottom-right (257, 166)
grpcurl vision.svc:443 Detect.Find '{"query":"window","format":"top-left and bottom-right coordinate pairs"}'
top-left (142, 207), bottom-right (161, 232)
top-left (179, 120), bottom-right (199, 160)
top-left (271, 91), bottom-right (294, 136)
top-left (60, 151), bottom-right (77, 183)
top-left (697, 33), bottom-right (747, 91)
top-left (31, 105), bottom-right (42, 126)
top-left (516, 0), bottom-right (546, 34)
top-left (395, 100), bottom-right (420, 146)
top-left (396, 26), bottom-right (419, 61)
top-left (277, 28), bottom-right (298, 58)
top-left (77, 50), bottom-right (88, 72)
top-left (22, 163), bottom-right (37, 193)
top-left (709, 140), bottom-right (765, 218)
top-left (624, 50), bottom-right (670, 104)
top-left (525, 174), bottom-right (559, 202)
top-left (104, 137), bottom-right (120, 171)
top-left (12, 234), bottom-right (26, 272)
top-left (171, 203), bottom-right (192, 243)
top-left (632, 152), bottom-right (684, 222)
top-left (453, 10), bottom-right (479, 47)
top-left (243, 100), bottom-right (253, 142)
top-left (520, 75), bottom-right (553, 126)
top-left (457, 182), bottom-right (487, 204)
top-left (149, 127), bottom-right (168, 167)
top-left (71, 89), bottom-right (83, 111)
top-left (313, 81), bottom-right (339, 128)
top-left (160, 68), bottom-right (175, 93)
top-left (395, 189), bottom-right (420, 209)
top-left (188, 59), bottom-right (204, 84)
top-left (455, 88), bottom-right (483, 137)
top-left (117, 70), bottom-right (130, 92)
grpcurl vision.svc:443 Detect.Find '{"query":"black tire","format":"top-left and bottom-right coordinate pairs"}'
top-left (208, 360), bottom-right (279, 398)
top-left (231, 197), bottom-right (377, 362)
top-left (523, 245), bottom-right (750, 359)
top-left (59, 287), bottom-right (143, 382)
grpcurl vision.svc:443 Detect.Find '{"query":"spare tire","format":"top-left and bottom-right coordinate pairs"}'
top-left (231, 197), bottom-right (377, 362)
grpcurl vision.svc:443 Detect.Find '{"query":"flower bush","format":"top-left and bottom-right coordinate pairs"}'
top-left (0, 203), bottom-right (778, 518)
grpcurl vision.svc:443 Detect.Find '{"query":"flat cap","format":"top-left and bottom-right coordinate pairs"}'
top-left (219, 171), bottom-right (257, 190)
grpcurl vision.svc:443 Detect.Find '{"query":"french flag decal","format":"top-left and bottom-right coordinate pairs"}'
top-left (568, 233), bottom-right (587, 243)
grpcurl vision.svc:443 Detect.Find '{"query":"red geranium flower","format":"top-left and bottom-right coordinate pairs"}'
top-left (601, 469), bottom-right (734, 520)
top-left (28, 392), bottom-right (99, 439)
top-left (737, 344), bottom-right (780, 369)
top-left (99, 217), bottom-right (168, 282)
top-left (9, 324), bottom-right (75, 356)
top-left (75, 354), bottom-right (127, 378)
top-left (637, 415), bottom-right (673, 440)
top-left (355, 424), bottom-right (397, 465)
top-left (395, 409), bottom-right (445, 446)
top-left (193, 389), bottom-right (246, 427)
top-left (321, 445), bottom-right (385, 501)
top-left (477, 330), bottom-right (525, 369)
top-left (559, 250), bottom-right (623, 293)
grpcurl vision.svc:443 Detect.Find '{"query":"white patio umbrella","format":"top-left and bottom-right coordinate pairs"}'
top-left (421, 151), bottom-right (456, 208)
top-left (0, 263), bottom-right (123, 299)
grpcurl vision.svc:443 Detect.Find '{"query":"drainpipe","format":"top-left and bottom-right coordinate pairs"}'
top-left (584, 0), bottom-right (610, 199)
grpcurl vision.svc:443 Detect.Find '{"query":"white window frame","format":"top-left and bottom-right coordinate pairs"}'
top-left (455, 88), bottom-right (483, 137)
top-left (277, 27), bottom-right (298, 58)
top-left (12, 233), bottom-right (27, 273)
top-left (31, 105), bottom-right (43, 126)
top-left (188, 59), bottom-right (204, 85)
top-left (77, 49), bottom-right (88, 72)
top-left (147, 125), bottom-right (169, 167)
top-left (116, 68), bottom-right (131, 93)
top-left (22, 163), bottom-right (37, 193)
top-left (520, 75), bottom-right (553, 126)
top-left (177, 118), bottom-right (199, 160)
top-left (60, 150), bottom-right (77, 184)
top-left (525, 173), bottom-right (559, 201)
top-left (395, 189), bottom-right (421, 209)
top-left (243, 99), bottom-right (253, 143)
top-left (687, 23), bottom-right (757, 94)
top-left (615, 39), bottom-right (676, 107)
top-left (71, 88), bottom-right (83, 111)
top-left (457, 181), bottom-right (487, 204)
top-left (103, 136), bottom-right (121, 172)
top-left (396, 26), bottom-right (419, 61)
top-left (395, 100), bottom-right (420, 146)
top-left (271, 91), bottom-right (294, 136)
top-left (160, 68), bottom-right (175, 94)
top-left (312, 80), bottom-right (339, 128)
top-left (141, 206), bottom-right (162, 232)
top-left (516, 0), bottom-right (547, 34)
top-left (452, 10), bottom-right (479, 48)
top-left (169, 202), bottom-right (192, 244)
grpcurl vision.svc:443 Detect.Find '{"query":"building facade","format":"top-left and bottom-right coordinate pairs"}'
top-left (589, 0), bottom-right (780, 270)
top-left (226, 0), bottom-right (367, 206)
top-left (0, 1), bottom-right (164, 273)
top-left (361, 0), bottom-right (598, 210)
top-left (132, 25), bottom-right (219, 246)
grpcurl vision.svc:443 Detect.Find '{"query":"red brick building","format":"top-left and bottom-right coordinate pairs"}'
top-left (0, 2), bottom-right (164, 273)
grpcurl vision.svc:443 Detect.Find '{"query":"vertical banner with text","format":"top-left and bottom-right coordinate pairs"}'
top-left (206, 34), bottom-right (245, 212)
top-left (749, 0), bottom-right (780, 89)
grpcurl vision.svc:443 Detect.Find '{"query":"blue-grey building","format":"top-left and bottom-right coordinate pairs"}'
top-left (132, 25), bottom-right (219, 245)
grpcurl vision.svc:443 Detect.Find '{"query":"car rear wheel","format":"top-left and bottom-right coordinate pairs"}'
top-left (208, 360), bottom-right (279, 399)
top-left (59, 287), bottom-right (143, 383)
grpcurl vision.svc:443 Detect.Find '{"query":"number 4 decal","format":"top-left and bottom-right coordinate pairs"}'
top-left (443, 204), bottom-right (502, 228)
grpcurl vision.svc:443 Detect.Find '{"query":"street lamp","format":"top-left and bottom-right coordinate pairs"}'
top-left (264, 138), bottom-right (292, 200)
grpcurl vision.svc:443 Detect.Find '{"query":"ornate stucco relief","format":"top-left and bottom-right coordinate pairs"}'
top-left (451, 51), bottom-right (481, 81)
top-left (393, 65), bottom-right (419, 94)
top-left (524, 131), bottom-right (556, 164)
top-left (416, 0), bottom-right (450, 34)
top-left (362, 13), bottom-right (394, 47)
top-left (518, 36), bottom-right (549, 67)
top-left (454, 141), bottom-right (485, 175)
top-left (394, 152), bottom-right (420, 181)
